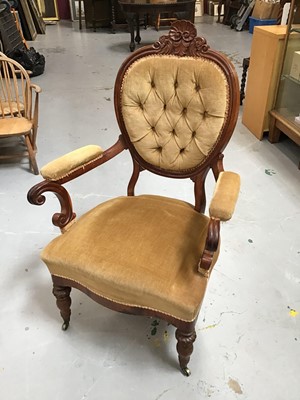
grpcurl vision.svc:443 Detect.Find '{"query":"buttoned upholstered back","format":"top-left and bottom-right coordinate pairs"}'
top-left (114, 21), bottom-right (239, 180)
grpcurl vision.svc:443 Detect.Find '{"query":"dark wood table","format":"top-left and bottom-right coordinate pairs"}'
top-left (118, 0), bottom-right (196, 51)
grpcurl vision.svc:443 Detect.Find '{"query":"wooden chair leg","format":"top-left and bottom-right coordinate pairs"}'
top-left (52, 284), bottom-right (72, 331)
top-left (24, 135), bottom-right (39, 175)
top-left (24, 136), bottom-right (38, 175)
top-left (175, 328), bottom-right (197, 376)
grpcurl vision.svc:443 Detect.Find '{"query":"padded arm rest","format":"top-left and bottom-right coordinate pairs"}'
top-left (41, 145), bottom-right (104, 181)
top-left (209, 171), bottom-right (240, 221)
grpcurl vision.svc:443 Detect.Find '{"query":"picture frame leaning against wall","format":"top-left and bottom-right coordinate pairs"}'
top-left (37, 0), bottom-right (59, 20)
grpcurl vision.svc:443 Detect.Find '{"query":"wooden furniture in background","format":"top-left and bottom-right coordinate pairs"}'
top-left (0, 55), bottom-right (41, 174)
top-left (221, 0), bottom-right (240, 25)
top-left (81, 0), bottom-right (126, 30)
top-left (240, 56), bottom-right (250, 105)
top-left (242, 25), bottom-right (289, 140)
top-left (27, 21), bottom-right (240, 376)
top-left (269, 0), bottom-right (300, 167)
top-left (118, 0), bottom-right (196, 51)
top-left (0, 5), bottom-right (25, 55)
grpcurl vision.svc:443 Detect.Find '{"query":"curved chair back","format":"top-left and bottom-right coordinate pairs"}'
top-left (114, 21), bottom-right (239, 209)
top-left (0, 55), bottom-right (32, 119)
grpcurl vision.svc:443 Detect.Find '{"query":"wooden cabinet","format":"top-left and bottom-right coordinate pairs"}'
top-left (242, 25), bottom-right (288, 140)
top-left (83, 0), bottom-right (126, 30)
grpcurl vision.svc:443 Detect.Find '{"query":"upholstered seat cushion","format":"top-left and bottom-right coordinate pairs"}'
top-left (42, 195), bottom-right (219, 322)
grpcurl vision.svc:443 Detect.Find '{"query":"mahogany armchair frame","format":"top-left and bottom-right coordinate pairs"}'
top-left (28, 21), bottom-right (239, 375)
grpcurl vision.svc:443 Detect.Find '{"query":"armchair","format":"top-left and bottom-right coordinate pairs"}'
top-left (0, 53), bottom-right (41, 174)
top-left (27, 21), bottom-right (240, 375)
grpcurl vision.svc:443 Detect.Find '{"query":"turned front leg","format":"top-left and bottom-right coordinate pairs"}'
top-left (52, 284), bottom-right (72, 331)
top-left (175, 328), bottom-right (197, 376)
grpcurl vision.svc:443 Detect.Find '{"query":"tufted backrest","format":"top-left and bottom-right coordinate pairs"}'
top-left (115, 21), bottom-right (239, 180)
top-left (121, 55), bottom-right (228, 172)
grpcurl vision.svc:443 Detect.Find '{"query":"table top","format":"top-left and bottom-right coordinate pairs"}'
top-left (119, 0), bottom-right (195, 5)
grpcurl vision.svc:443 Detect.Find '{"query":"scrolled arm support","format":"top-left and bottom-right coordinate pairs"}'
top-left (198, 217), bottom-right (220, 277)
top-left (27, 181), bottom-right (76, 230)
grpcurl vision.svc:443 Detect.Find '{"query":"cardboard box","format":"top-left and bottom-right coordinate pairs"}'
top-left (252, 0), bottom-right (280, 20)
top-left (290, 51), bottom-right (300, 81)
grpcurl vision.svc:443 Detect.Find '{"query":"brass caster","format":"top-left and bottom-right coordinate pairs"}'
top-left (181, 367), bottom-right (191, 377)
top-left (62, 321), bottom-right (69, 331)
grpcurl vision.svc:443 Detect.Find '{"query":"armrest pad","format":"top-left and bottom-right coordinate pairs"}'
top-left (41, 145), bottom-right (104, 181)
top-left (209, 171), bottom-right (240, 221)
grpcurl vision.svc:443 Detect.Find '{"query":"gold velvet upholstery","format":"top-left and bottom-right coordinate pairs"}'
top-left (209, 171), bottom-right (241, 221)
top-left (27, 21), bottom-right (241, 375)
top-left (40, 145), bottom-right (104, 181)
top-left (42, 195), bottom-right (218, 321)
top-left (121, 56), bottom-right (229, 171)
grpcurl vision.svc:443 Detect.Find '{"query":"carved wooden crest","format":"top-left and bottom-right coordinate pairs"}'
top-left (153, 20), bottom-right (210, 56)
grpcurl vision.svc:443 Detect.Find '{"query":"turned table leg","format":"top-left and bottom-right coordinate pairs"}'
top-left (240, 57), bottom-right (250, 105)
top-left (135, 12), bottom-right (141, 44)
top-left (126, 13), bottom-right (136, 51)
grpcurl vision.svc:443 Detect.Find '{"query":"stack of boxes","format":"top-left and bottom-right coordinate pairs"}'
top-left (249, 0), bottom-right (280, 33)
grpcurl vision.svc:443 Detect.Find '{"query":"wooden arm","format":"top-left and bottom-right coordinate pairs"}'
top-left (27, 137), bottom-right (127, 231)
top-left (31, 83), bottom-right (42, 93)
top-left (27, 180), bottom-right (76, 232)
top-left (198, 217), bottom-right (220, 277)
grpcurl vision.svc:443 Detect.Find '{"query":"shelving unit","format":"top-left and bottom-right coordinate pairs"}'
top-left (269, 0), bottom-right (300, 167)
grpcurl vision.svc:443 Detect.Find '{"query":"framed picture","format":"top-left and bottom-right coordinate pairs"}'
top-left (28, 0), bottom-right (46, 34)
top-left (69, 0), bottom-right (84, 21)
top-left (37, 0), bottom-right (59, 21)
top-left (18, 0), bottom-right (38, 40)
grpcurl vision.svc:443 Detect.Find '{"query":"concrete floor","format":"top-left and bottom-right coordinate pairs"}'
top-left (1, 16), bottom-right (300, 400)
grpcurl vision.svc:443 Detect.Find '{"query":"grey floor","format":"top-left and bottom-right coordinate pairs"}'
top-left (1, 16), bottom-right (300, 400)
